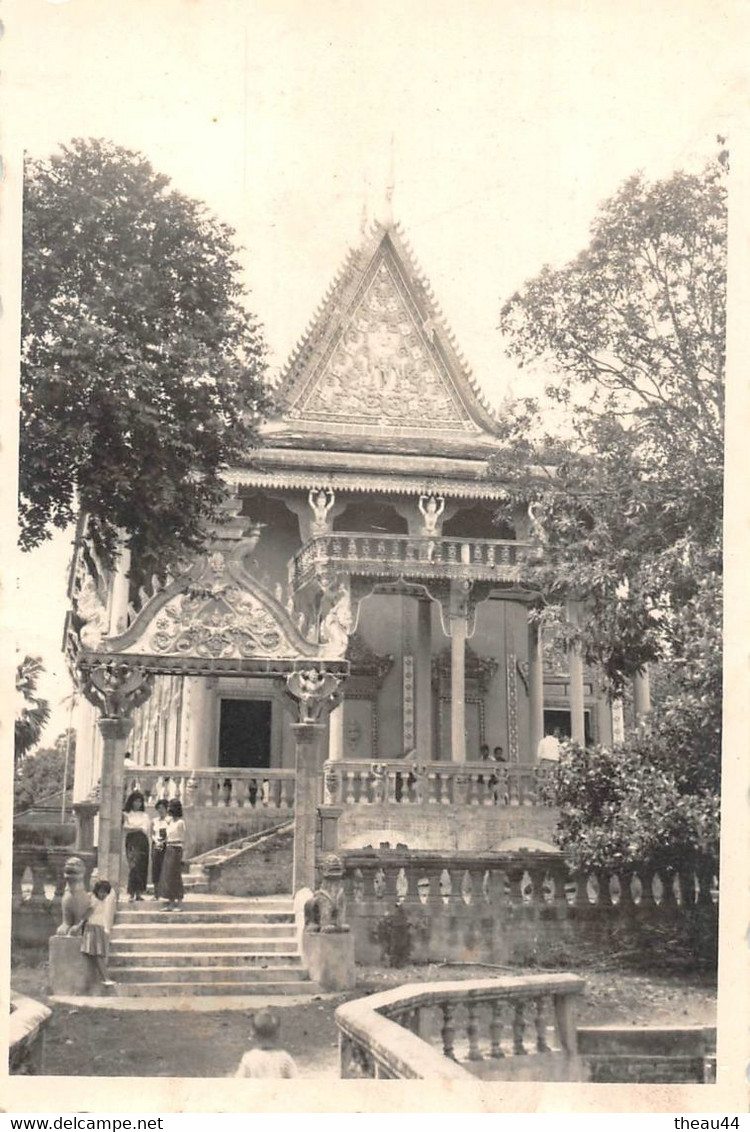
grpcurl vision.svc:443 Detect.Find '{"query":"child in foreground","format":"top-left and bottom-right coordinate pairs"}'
top-left (235, 1010), bottom-right (298, 1078)
top-left (78, 879), bottom-right (115, 987)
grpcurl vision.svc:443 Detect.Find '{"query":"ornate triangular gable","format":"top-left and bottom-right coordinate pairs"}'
top-left (275, 222), bottom-right (498, 436)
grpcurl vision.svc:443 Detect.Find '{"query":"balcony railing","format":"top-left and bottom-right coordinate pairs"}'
top-left (291, 532), bottom-right (538, 591)
top-left (335, 974), bottom-right (585, 1079)
top-left (123, 766), bottom-right (295, 812)
top-left (324, 759), bottom-right (553, 807)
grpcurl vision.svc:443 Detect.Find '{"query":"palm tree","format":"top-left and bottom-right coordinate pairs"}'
top-left (15, 656), bottom-right (50, 763)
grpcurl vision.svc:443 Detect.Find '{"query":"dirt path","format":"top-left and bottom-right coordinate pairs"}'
top-left (11, 962), bottom-right (716, 1079)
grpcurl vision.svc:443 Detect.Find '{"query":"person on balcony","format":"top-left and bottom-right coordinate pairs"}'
top-left (158, 798), bottom-right (186, 911)
top-left (122, 791), bottom-right (150, 902)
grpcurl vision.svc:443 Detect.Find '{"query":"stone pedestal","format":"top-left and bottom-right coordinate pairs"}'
top-left (319, 805), bottom-right (343, 853)
top-left (49, 935), bottom-right (98, 996)
top-left (302, 930), bottom-right (356, 991)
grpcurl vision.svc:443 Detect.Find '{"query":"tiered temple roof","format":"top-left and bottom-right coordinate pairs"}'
top-left (238, 219), bottom-right (509, 499)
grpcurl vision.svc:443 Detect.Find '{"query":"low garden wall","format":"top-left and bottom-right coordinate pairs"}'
top-left (340, 849), bottom-right (718, 969)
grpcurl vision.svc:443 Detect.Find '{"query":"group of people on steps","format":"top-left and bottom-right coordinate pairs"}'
top-left (122, 790), bottom-right (186, 910)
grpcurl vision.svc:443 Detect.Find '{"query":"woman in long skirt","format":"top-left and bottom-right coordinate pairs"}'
top-left (122, 790), bottom-right (150, 901)
top-left (150, 798), bottom-right (169, 897)
top-left (158, 798), bottom-right (186, 910)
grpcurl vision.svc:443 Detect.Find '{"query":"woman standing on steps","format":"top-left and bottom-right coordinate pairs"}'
top-left (122, 790), bottom-right (150, 902)
top-left (150, 798), bottom-right (169, 898)
top-left (159, 798), bottom-right (186, 911)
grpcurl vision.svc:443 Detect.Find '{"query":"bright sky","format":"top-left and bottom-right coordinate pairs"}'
top-left (5, 0), bottom-right (746, 743)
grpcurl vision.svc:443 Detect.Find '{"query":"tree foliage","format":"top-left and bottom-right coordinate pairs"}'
top-left (14, 730), bottom-right (76, 813)
top-left (20, 139), bottom-right (268, 573)
top-left (15, 656), bottom-right (51, 763)
top-left (496, 151), bottom-right (726, 872)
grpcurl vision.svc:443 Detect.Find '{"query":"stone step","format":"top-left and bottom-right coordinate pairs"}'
top-left (109, 951), bottom-right (302, 968)
top-left (113, 965), bottom-right (310, 984)
top-left (111, 921), bottom-right (296, 939)
top-left (110, 935), bottom-right (298, 953)
top-left (123, 896), bottom-right (293, 912)
top-left (114, 980), bottom-right (318, 998)
top-left (115, 910), bottom-right (294, 926)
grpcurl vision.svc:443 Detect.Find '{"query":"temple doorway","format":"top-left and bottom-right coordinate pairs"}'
top-left (218, 699), bottom-right (272, 768)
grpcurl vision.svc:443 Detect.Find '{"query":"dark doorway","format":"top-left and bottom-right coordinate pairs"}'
top-left (543, 708), bottom-right (593, 747)
top-left (219, 699), bottom-right (272, 768)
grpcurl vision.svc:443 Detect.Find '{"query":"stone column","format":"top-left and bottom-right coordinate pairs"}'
top-left (328, 702), bottom-right (344, 761)
top-left (528, 620), bottom-right (545, 761)
top-left (415, 598), bottom-right (433, 762)
top-left (96, 716), bottom-right (133, 886)
top-left (567, 602), bottom-right (586, 746)
top-left (633, 666), bottom-right (651, 723)
top-left (291, 722), bottom-right (326, 893)
top-left (450, 614), bottom-right (467, 763)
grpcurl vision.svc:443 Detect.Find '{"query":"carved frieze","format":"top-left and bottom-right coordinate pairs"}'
top-left (294, 259), bottom-right (469, 428)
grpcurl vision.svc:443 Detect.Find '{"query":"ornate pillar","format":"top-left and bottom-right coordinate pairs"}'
top-left (415, 597), bottom-right (433, 762)
top-left (287, 668), bottom-right (341, 893)
top-left (83, 664), bottom-right (153, 887)
top-left (97, 716), bottom-right (133, 885)
top-left (528, 619), bottom-right (545, 761)
top-left (449, 580), bottom-right (470, 763)
top-left (566, 601), bottom-right (586, 746)
top-left (328, 702), bottom-right (344, 761)
top-left (633, 666), bottom-right (651, 723)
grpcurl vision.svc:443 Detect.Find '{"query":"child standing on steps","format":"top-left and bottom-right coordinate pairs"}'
top-left (77, 879), bottom-right (115, 988)
top-left (235, 1010), bottom-right (298, 1078)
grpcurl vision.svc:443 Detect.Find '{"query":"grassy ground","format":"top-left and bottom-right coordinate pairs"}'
top-left (11, 951), bottom-right (716, 1080)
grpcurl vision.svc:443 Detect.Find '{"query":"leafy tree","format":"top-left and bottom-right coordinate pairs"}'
top-left (20, 138), bottom-right (268, 576)
top-left (15, 656), bottom-right (51, 763)
top-left (14, 731), bottom-right (76, 813)
top-left (496, 151), bottom-right (726, 874)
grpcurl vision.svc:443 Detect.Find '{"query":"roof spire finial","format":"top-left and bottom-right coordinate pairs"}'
top-left (383, 133), bottom-right (395, 228)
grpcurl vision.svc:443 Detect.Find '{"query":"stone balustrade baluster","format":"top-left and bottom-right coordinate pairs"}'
top-left (508, 769), bottom-right (520, 807)
top-left (466, 1000), bottom-right (483, 1060)
top-left (441, 1002), bottom-right (457, 1061)
top-left (512, 1000), bottom-right (527, 1055)
top-left (234, 777), bottom-right (248, 809)
top-left (534, 996), bottom-right (551, 1052)
top-left (11, 857), bottom-right (27, 904)
top-left (489, 999), bottom-right (505, 1058)
top-left (344, 770), bottom-right (356, 805)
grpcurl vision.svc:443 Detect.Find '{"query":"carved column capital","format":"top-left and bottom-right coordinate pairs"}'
top-left (286, 667), bottom-right (342, 724)
top-left (81, 662), bottom-right (154, 719)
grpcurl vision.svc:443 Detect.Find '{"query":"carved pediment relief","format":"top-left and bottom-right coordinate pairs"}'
top-left (94, 544), bottom-right (323, 664)
top-left (292, 255), bottom-right (471, 430)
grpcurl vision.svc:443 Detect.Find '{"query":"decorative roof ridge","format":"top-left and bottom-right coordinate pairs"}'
top-left (384, 222), bottom-right (499, 430)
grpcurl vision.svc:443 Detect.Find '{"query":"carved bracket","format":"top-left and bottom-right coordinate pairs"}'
top-left (286, 667), bottom-right (342, 724)
top-left (80, 662), bottom-right (154, 719)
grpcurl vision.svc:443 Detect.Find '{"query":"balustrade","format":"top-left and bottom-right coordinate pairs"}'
top-left (323, 760), bottom-right (552, 808)
top-left (292, 531), bottom-right (536, 591)
top-left (341, 852), bottom-right (717, 925)
top-left (336, 974), bottom-right (586, 1079)
top-left (123, 766), bottom-right (295, 812)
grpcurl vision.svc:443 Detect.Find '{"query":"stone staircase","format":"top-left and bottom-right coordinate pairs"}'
top-left (184, 820), bottom-right (293, 894)
top-left (108, 894), bottom-right (317, 997)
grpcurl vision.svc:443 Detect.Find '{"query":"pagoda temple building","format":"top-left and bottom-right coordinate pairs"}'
top-left (66, 217), bottom-right (647, 895)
